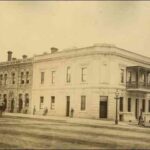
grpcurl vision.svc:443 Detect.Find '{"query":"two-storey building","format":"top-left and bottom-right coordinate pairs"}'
top-left (32, 44), bottom-right (150, 122)
top-left (0, 51), bottom-right (33, 114)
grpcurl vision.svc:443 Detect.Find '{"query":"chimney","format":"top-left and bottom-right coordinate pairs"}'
top-left (51, 47), bottom-right (58, 54)
top-left (7, 51), bottom-right (12, 61)
top-left (22, 55), bottom-right (27, 59)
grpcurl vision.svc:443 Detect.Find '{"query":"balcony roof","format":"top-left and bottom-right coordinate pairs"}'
top-left (127, 66), bottom-right (150, 71)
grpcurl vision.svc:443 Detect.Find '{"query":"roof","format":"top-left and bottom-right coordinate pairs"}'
top-left (33, 43), bottom-right (150, 65)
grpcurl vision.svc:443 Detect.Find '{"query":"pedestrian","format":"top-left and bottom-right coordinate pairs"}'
top-left (33, 105), bottom-right (36, 115)
top-left (0, 102), bottom-right (3, 117)
top-left (138, 109), bottom-right (144, 126)
top-left (43, 107), bottom-right (48, 116)
top-left (70, 108), bottom-right (74, 118)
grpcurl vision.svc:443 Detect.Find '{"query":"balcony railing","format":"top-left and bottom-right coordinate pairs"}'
top-left (126, 66), bottom-right (150, 91)
top-left (127, 81), bottom-right (150, 89)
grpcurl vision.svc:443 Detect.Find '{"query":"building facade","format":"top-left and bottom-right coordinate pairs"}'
top-left (31, 44), bottom-right (150, 122)
top-left (1, 44), bottom-right (150, 122)
top-left (0, 51), bottom-right (33, 114)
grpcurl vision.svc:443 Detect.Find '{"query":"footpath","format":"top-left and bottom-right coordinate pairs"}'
top-left (3, 112), bottom-right (149, 129)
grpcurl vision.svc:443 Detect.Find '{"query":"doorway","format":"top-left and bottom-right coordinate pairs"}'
top-left (3, 99), bottom-right (7, 111)
top-left (135, 99), bottom-right (139, 119)
top-left (10, 99), bottom-right (15, 113)
top-left (99, 96), bottom-right (108, 118)
top-left (66, 96), bottom-right (70, 117)
top-left (18, 99), bottom-right (23, 113)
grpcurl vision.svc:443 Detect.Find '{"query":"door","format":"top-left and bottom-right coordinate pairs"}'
top-left (66, 96), bottom-right (70, 117)
top-left (10, 99), bottom-right (14, 112)
top-left (135, 99), bottom-right (139, 119)
top-left (99, 96), bottom-right (108, 118)
top-left (3, 99), bottom-right (7, 111)
top-left (18, 99), bottom-right (23, 112)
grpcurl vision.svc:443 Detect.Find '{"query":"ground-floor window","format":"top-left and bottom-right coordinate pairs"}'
top-left (81, 95), bottom-right (86, 111)
top-left (128, 98), bottom-right (131, 112)
top-left (119, 97), bottom-right (123, 112)
top-left (51, 96), bottom-right (55, 110)
top-left (142, 99), bottom-right (145, 112)
top-left (40, 96), bottom-right (44, 109)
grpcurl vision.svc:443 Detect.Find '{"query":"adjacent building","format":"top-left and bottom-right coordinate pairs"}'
top-left (31, 44), bottom-right (150, 122)
top-left (0, 51), bottom-right (33, 114)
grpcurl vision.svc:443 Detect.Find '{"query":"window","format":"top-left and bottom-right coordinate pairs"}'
top-left (12, 73), bottom-right (15, 84)
top-left (66, 67), bottom-right (71, 83)
top-left (81, 95), bottom-right (86, 110)
top-left (40, 96), bottom-right (44, 109)
top-left (101, 63), bottom-right (108, 83)
top-left (127, 71), bottom-right (132, 83)
top-left (120, 69), bottom-right (124, 83)
top-left (148, 100), bottom-right (150, 112)
top-left (51, 96), bottom-right (55, 110)
top-left (21, 72), bottom-right (24, 84)
top-left (148, 73), bottom-right (150, 85)
top-left (128, 98), bottom-right (131, 112)
top-left (51, 71), bottom-right (56, 84)
top-left (119, 97), bottom-right (123, 112)
top-left (81, 67), bottom-right (87, 82)
top-left (26, 72), bottom-right (29, 84)
top-left (0, 74), bottom-right (3, 85)
top-left (4, 74), bottom-right (7, 85)
top-left (41, 72), bottom-right (44, 84)
top-left (142, 99), bottom-right (145, 112)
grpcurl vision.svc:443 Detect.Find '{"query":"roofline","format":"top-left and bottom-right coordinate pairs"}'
top-left (33, 44), bottom-right (150, 65)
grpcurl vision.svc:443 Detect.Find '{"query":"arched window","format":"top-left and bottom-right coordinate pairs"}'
top-left (25, 94), bottom-right (29, 107)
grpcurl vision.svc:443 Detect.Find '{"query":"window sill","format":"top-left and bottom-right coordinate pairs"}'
top-left (80, 110), bottom-right (86, 112)
top-left (80, 82), bottom-right (88, 85)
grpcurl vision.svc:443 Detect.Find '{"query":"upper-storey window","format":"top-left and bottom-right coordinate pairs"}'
top-left (81, 67), bottom-right (87, 82)
top-left (101, 63), bottom-right (108, 83)
top-left (41, 72), bottom-right (44, 84)
top-left (148, 73), bottom-right (150, 85)
top-left (51, 71), bottom-right (56, 84)
top-left (0, 74), bottom-right (3, 85)
top-left (120, 69), bottom-right (125, 83)
top-left (140, 73), bottom-right (146, 83)
top-left (127, 71), bottom-right (132, 83)
top-left (66, 67), bottom-right (71, 83)
top-left (26, 71), bottom-right (29, 84)
top-left (21, 72), bottom-right (24, 84)
top-left (4, 74), bottom-right (7, 85)
top-left (12, 73), bottom-right (15, 84)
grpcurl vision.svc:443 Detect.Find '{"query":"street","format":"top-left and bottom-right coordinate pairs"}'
top-left (0, 116), bottom-right (150, 149)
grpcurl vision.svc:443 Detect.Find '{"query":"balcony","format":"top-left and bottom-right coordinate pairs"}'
top-left (126, 66), bottom-right (150, 92)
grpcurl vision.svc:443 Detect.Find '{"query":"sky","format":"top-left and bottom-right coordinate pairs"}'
top-left (0, 1), bottom-right (150, 61)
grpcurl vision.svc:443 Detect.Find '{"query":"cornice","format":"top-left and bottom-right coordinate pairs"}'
top-left (0, 58), bottom-right (33, 67)
top-left (33, 46), bottom-right (150, 65)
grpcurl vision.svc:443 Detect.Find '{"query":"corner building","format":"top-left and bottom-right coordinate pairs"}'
top-left (32, 44), bottom-right (150, 122)
top-left (0, 51), bottom-right (33, 114)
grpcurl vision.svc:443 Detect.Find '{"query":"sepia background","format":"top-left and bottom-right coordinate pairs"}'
top-left (0, 1), bottom-right (150, 59)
